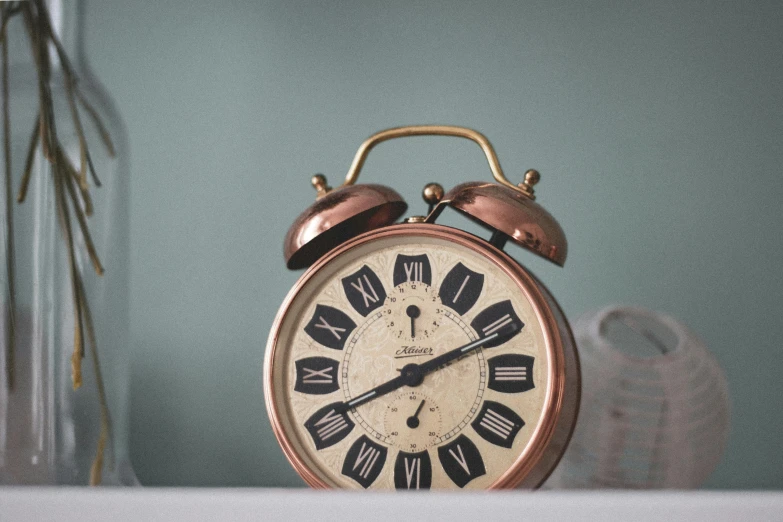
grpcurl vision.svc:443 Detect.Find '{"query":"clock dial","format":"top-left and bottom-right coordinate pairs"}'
top-left (383, 282), bottom-right (442, 341)
top-left (267, 229), bottom-right (558, 489)
top-left (383, 392), bottom-right (442, 450)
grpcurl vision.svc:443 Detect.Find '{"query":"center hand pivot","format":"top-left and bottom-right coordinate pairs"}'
top-left (335, 324), bottom-right (516, 414)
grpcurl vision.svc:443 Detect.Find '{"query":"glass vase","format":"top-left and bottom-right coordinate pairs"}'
top-left (0, 0), bottom-right (136, 485)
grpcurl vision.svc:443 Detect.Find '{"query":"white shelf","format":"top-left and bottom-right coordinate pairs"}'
top-left (1, 488), bottom-right (781, 521)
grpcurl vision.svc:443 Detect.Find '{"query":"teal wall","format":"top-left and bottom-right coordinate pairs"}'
top-left (86, 0), bottom-right (782, 488)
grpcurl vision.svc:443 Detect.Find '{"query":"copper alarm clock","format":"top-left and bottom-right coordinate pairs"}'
top-left (264, 125), bottom-right (580, 490)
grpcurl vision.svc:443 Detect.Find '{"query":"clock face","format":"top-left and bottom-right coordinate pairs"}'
top-left (266, 227), bottom-right (561, 490)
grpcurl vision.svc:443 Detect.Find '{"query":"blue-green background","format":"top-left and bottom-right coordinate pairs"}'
top-left (86, 0), bottom-right (782, 488)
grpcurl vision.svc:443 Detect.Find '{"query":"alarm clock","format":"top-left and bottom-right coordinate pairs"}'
top-left (264, 125), bottom-right (580, 490)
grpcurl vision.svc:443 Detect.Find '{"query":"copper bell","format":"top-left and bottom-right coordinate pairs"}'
top-left (284, 175), bottom-right (406, 269)
top-left (284, 125), bottom-right (568, 269)
top-left (434, 168), bottom-right (568, 266)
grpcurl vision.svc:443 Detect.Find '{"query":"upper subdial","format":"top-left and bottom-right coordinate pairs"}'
top-left (383, 282), bottom-right (443, 341)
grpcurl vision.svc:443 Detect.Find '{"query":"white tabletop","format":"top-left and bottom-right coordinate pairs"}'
top-left (1, 488), bottom-right (781, 522)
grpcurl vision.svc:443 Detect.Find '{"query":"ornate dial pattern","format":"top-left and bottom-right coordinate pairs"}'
top-left (269, 233), bottom-right (550, 490)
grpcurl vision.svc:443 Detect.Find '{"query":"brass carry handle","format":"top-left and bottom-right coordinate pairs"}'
top-left (343, 125), bottom-right (524, 194)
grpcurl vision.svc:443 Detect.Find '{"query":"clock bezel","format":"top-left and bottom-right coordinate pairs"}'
top-left (264, 223), bottom-right (579, 489)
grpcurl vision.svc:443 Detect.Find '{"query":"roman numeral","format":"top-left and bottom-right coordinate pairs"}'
top-left (470, 300), bottom-right (524, 348)
top-left (471, 401), bottom-right (525, 449)
top-left (449, 445), bottom-right (470, 474)
top-left (480, 409), bottom-right (515, 439)
top-left (295, 356), bottom-right (340, 394)
top-left (438, 263), bottom-right (484, 315)
top-left (488, 354), bottom-right (535, 393)
top-left (304, 305), bottom-right (356, 350)
top-left (405, 262), bottom-right (423, 282)
top-left (437, 435), bottom-right (485, 488)
top-left (341, 436), bottom-right (388, 488)
top-left (494, 367), bottom-right (527, 381)
top-left (342, 265), bottom-right (387, 316)
top-left (393, 254), bottom-right (432, 286)
top-left (354, 443), bottom-right (381, 479)
top-left (303, 367), bottom-right (333, 383)
top-left (316, 411), bottom-right (349, 441)
top-left (351, 275), bottom-right (379, 307)
top-left (304, 403), bottom-right (354, 450)
top-left (394, 451), bottom-right (432, 490)
top-left (482, 313), bottom-right (513, 335)
top-left (453, 275), bottom-right (470, 302)
top-left (314, 316), bottom-right (346, 340)
top-left (405, 457), bottom-right (421, 487)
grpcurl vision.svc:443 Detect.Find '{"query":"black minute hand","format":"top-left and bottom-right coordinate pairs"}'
top-left (334, 373), bottom-right (407, 414)
top-left (417, 329), bottom-right (508, 374)
top-left (334, 329), bottom-right (510, 414)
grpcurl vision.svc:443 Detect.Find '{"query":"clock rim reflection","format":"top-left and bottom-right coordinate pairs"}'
top-left (264, 223), bottom-right (578, 489)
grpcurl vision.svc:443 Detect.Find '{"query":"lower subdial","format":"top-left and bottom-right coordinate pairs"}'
top-left (383, 391), bottom-right (442, 452)
top-left (383, 281), bottom-right (442, 341)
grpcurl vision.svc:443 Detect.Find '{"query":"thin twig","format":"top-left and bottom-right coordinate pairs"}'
top-left (76, 276), bottom-right (112, 486)
top-left (52, 160), bottom-right (85, 385)
top-left (22, 4), bottom-right (55, 162)
top-left (16, 116), bottom-right (39, 203)
top-left (58, 50), bottom-right (91, 193)
top-left (62, 150), bottom-right (94, 216)
top-left (61, 147), bottom-right (103, 275)
top-left (37, 0), bottom-right (101, 190)
top-left (77, 90), bottom-right (114, 160)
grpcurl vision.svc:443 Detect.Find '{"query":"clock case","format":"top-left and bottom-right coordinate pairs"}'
top-left (269, 125), bottom-right (580, 489)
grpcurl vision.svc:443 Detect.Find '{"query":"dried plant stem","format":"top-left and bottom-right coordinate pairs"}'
top-left (22, 5), bottom-right (55, 163)
top-left (52, 160), bottom-right (85, 384)
top-left (77, 91), bottom-right (114, 160)
top-left (77, 276), bottom-right (111, 486)
top-left (16, 116), bottom-right (39, 203)
top-left (1, 6), bottom-right (16, 390)
top-left (2, 0), bottom-right (117, 483)
top-left (60, 148), bottom-right (103, 275)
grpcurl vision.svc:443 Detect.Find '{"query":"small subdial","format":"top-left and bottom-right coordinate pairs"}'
top-left (383, 391), bottom-right (442, 451)
top-left (383, 282), bottom-right (442, 340)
